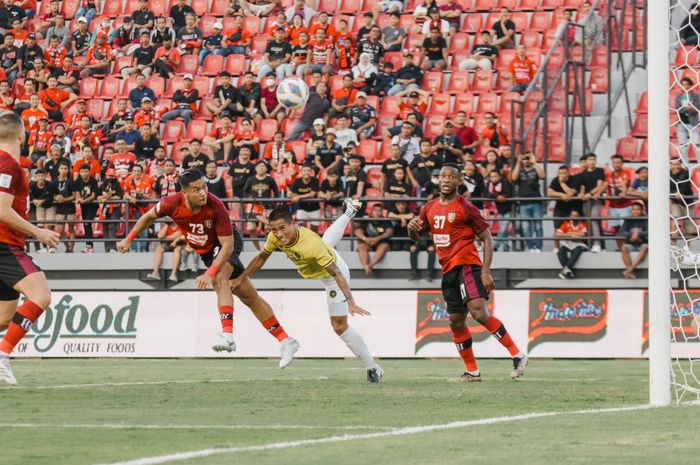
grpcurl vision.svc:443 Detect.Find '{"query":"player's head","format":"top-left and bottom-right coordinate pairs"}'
top-left (0, 110), bottom-right (25, 148)
top-left (268, 207), bottom-right (297, 246)
top-left (178, 168), bottom-right (208, 207)
top-left (438, 163), bottom-right (462, 196)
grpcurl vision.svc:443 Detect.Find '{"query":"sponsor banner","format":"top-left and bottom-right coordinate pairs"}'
top-left (642, 290), bottom-right (700, 356)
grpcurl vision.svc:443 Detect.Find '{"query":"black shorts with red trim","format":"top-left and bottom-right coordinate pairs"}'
top-left (441, 264), bottom-right (489, 314)
top-left (0, 243), bottom-right (41, 301)
top-left (199, 228), bottom-right (245, 279)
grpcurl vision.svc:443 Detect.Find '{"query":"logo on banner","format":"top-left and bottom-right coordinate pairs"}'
top-left (0, 294), bottom-right (140, 354)
top-left (415, 290), bottom-right (494, 353)
top-left (528, 290), bottom-right (608, 351)
top-left (642, 290), bottom-right (700, 353)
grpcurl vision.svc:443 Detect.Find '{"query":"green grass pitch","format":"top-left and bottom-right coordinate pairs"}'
top-left (0, 358), bottom-right (697, 465)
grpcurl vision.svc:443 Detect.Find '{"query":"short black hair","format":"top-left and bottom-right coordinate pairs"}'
top-left (558, 165), bottom-right (569, 171)
top-left (442, 163), bottom-right (461, 173)
top-left (35, 168), bottom-right (46, 175)
top-left (79, 163), bottom-right (91, 171)
top-left (611, 154), bottom-right (624, 161)
top-left (178, 168), bottom-right (203, 188)
top-left (268, 207), bottom-right (293, 224)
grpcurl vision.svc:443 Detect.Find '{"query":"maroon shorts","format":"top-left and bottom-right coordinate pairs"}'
top-left (0, 243), bottom-right (41, 301)
top-left (441, 264), bottom-right (489, 313)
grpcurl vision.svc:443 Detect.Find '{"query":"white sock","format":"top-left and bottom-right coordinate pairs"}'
top-left (322, 213), bottom-right (352, 249)
top-left (339, 326), bottom-right (376, 369)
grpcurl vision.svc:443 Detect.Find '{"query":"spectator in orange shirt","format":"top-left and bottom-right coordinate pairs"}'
top-left (27, 57), bottom-right (50, 90)
top-left (66, 98), bottom-right (92, 134)
top-left (9, 18), bottom-right (28, 47)
top-left (310, 11), bottom-right (335, 39)
top-left (288, 14), bottom-right (308, 46)
top-left (44, 34), bottom-right (67, 71)
top-left (217, 13), bottom-right (251, 56)
top-left (203, 112), bottom-right (236, 163)
top-left (329, 74), bottom-right (358, 120)
top-left (509, 44), bottom-right (537, 93)
top-left (153, 36), bottom-right (181, 79)
top-left (554, 209), bottom-right (588, 279)
top-left (28, 115), bottom-right (52, 166)
top-left (133, 97), bottom-right (159, 134)
top-left (21, 93), bottom-right (49, 130)
top-left (39, 75), bottom-right (77, 121)
top-left (479, 112), bottom-right (509, 148)
top-left (80, 31), bottom-right (112, 77)
top-left (263, 131), bottom-right (293, 169)
top-left (110, 138), bottom-right (138, 179)
top-left (72, 145), bottom-right (101, 180)
top-left (233, 118), bottom-right (260, 159)
top-left (0, 79), bottom-right (12, 110)
top-left (13, 76), bottom-right (35, 113)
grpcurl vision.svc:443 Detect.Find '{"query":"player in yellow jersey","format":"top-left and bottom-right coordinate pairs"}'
top-left (231, 199), bottom-right (383, 383)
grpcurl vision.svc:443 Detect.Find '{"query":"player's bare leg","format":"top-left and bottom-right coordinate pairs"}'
top-left (467, 297), bottom-right (528, 380)
top-left (232, 275), bottom-right (299, 368)
top-left (0, 272), bottom-right (52, 385)
top-left (447, 311), bottom-right (481, 382)
top-left (211, 262), bottom-right (237, 352)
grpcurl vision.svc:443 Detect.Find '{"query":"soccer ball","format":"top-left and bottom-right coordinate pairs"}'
top-left (276, 76), bottom-right (309, 110)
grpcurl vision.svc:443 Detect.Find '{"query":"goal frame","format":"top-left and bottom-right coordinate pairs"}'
top-left (648, 0), bottom-right (672, 406)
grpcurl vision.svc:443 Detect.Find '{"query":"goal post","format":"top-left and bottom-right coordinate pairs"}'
top-left (647, 0), bottom-right (672, 407)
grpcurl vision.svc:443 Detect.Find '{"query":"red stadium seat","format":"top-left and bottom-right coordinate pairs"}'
top-left (102, 0), bottom-right (122, 18)
top-left (589, 46), bottom-right (609, 68)
top-left (86, 99), bottom-right (105, 120)
top-left (177, 54), bottom-right (199, 75)
top-left (192, 76), bottom-right (211, 97)
top-left (199, 16), bottom-right (217, 36)
top-left (635, 92), bottom-right (648, 114)
top-left (484, 13), bottom-right (500, 30)
top-left (165, 76), bottom-right (185, 98)
top-left (546, 113), bottom-right (564, 137)
top-left (375, 138), bottom-right (393, 162)
top-left (588, 67), bottom-right (609, 93)
top-left (202, 54), bottom-right (225, 77)
top-left (637, 139), bottom-right (648, 161)
top-left (191, 0), bottom-right (209, 16)
top-left (541, 0), bottom-right (559, 9)
top-left (251, 35), bottom-right (269, 54)
top-left (170, 142), bottom-right (189, 165)
top-left (427, 93), bottom-right (450, 116)
top-left (61, 0), bottom-right (80, 19)
top-left (421, 71), bottom-right (444, 93)
top-left (211, 0), bottom-right (231, 15)
top-left (616, 136), bottom-right (639, 160)
top-left (122, 76), bottom-right (138, 97)
top-left (357, 139), bottom-right (377, 161)
top-left (534, 136), bottom-right (566, 162)
top-left (225, 54), bottom-right (247, 76)
top-left (495, 49), bottom-right (516, 70)
top-left (257, 119), bottom-right (279, 142)
top-left (197, 98), bottom-right (216, 120)
top-left (630, 113), bottom-right (648, 138)
top-left (462, 13), bottom-right (483, 33)
top-left (571, 89), bottom-right (593, 116)
top-left (384, 52), bottom-right (403, 70)
top-left (374, 116), bottom-right (395, 139)
top-left (150, 0), bottom-right (168, 16)
top-left (498, 91), bottom-right (520, 113)
top-left (289, 140), bottom-right (307, 163)
top-left (400, 14), bottom-right (416, 32)
top-left (447, 70), bottom-right (470, 94)
top-left (112, 56), bottom-right (134, 75)
top-left (340, 0), bottom-right (362, 14)
top-left (162, 120), bottom-right (186, 143)
top-left (379, 96), bottom-right (399, 117)
top-left (495, 71), bottom-right (514, 93)
top-left (519, 30), bottom-right (541, 50)
top-left (123, 0), bottom-right (140, 15)
top-left (449, 50), bottom-right (469, 71)
top-left (244, 16), bottom-right (261, 34)
top-left (97, 76), bottom-right (121, 99)
top-left (79, 77), bottom-right (98, 99)
top-left (471, 69), bottom-right (494, 94)
top-left (424, 116), bottom-right (445, 140)
top-left (186, 119), bottom-right (209, 140)
top-left (473, 0), bottom-right (493, 11)
top-left (146, 76), bottom-right (165, 98)
top-left (510, 11), bottom-right (528, 31)
top-left (448, 32), bottom-right (470, 52)
top-left (529, 11), bottom-right (550, 32)
top-left (454, 92), bottom-right (475, 114)
top-left (476, 92), bottom-right (499, 114)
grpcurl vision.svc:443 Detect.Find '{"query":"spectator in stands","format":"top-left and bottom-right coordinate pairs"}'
top-left (433, 120), bottom-right (464, 164)
top-left (422, 167), bottom-right (441, 200)
top-left (548, 165), bottom-right (583, 235)
top-left (422, 7), bottom-right (450, 40)
top-left (288, 81), bottom-right (330, 141)
top-left (204, 160), bottom-right (226, 199)
top-left (372, 61), bottom-right (396, 97)
top-left (329, 75), bottom-right (357, 120)
top-left (244, 161), bottom-right (279, 249)
top-left (27, 115), bottom-right (51, 166)
top-left (319, 168), bottom-right (344, 216)
top-left (314, 128), bottom-right (343, 174)
top-left (204, 113), bottom-right (236, 163)
top-left (18, 35), bottom-right (42, 78)
top-left (391, 122), bottom-right (421, 164)
top-left (480, 112), bottom-right (509, 148)
top-left (347, 92), bottom-right (377, 140)
top-left (105, 98), bottom-right (133, 142)
top-left (66, 98), bottom-right (91, 134)
top-left (420, 27), bottom-right (447, 72)
top-left (388, 53), bottom-right (422, 96)
top-left (79, 30), bottom-right (110, 77)
top-left (484, 169), bottom-right (513, 251)
top-left (169, 0), bottom-right (195, 30)
top-left (97, 168), bottom-right (123, 253)
top-left (620, 202), bottom-right (649, 279)
top-left (258, 28), bottom-right (293, 82)
top-left (90, 18), bottom-right (111, 46)
top-left (27, 58), bottom-right (49, 91)
top-left (351, 52), bottom-right (378, 93)
top-left (512, 152), bottom-right (545, 253)
top-left (606, 155), bottom-right (633, 243)
top-left (460, 30), bottom-right (498, 71)
top-left (235, 71), bottom-right (262, 121)
top-left (53, 161), bottom-right (75, 251)
top-left (509, 44), bottom-right (537, 93)
top-left (45, 34), bottom-right (68, 71)
top-left (345, 155), bottom-right (366, 203)
top-left (381, 12), bottom-right (405, 52)
top-left (410, 139), bottom-right (441, 195)
top-left (357, 12), bottom-right (376, 43)
top-left (45, 14), bottom-right (69, 48)
top-left (260, 74), bottom-right (286, 124)
top-left (629, 166), bottom-right (648, 204)
top-left (289, 164), bottom-right (320, 232)
top-left (198, 22), bottom-right (224, 67)
top-left (670, 158), bottom-right (697, 243)
top-left (134, 123), bottom-right (160, 161)
top-left (439, 0), bottom-right (463, 33)
top-left (233, 118), bottom-right (260, 159)
top-left (132, 0), bottom-right (155, 29)
top-left (153, 36), bottom-right (180, 79)
top-left (146, 219), bottom-right (184, 281)
top-left (554, 209), bottom-right (588, 279)
top-left (110, 139), bottom-right (137, 179)
top-left (306, 118), bottom-right (326, 158)
top-left (154, 158), bottom-right (178, 197)
top-left (161, 74), bottom-right (198, 128)
top-left (491, 6), bottom-right (516, 49)
top-left (357, 26), bottom-right (384, 67)
top-left (579, 152), bottom-right (607, 252)
top-left (75, 0), bottom-right (97, 28)
top-left (285, 0), bottom-right (317, 26)
top-left (70, 115), bottom-right (100, 155)
top-left (397, 88), bottom-right (428, 121)
top-left (50, 122), bottom-right (70, 156)
top-left (450, 111), bottom-right (478, 155)
top-left (675, 77), bottom-right (700, 164)
top-left (182, 139), bottom-right (210, 174)
top-left (134, 97), bottom-right (159, 133)
top-left (124, 163), bottom-right (156, 252)
top-left (74, 163), bottom-right (99, 253)
top-left (269, 12), bottom-right (291, 38)
top-left (241, 0), bottom-right (277, 17)
top-left (287, 29), bottom-right (311, 76)
top-left (38, 0), bottom-right (60, 38)
top-left (384, 165), bottom-right (412, 200)
top-left (112, 16), bottom-right (140, 58)
top-left (177, 13), bottom-right (202, 55)
top-left (13, 77), bottom-right (34, 113)
top-left (29, 169), bottom-right (55, 252)
top-left (0, 33), bottom-right (18, 82)
top-left (151, 16), bottom-right (176, 46)
top-left (308, 28), bottom-right (333, 78)
top-left (205, 72), bottom-right (237, 119)
top-left (381, 143), bottom-right (411, 190)
top-left (70, 16), bottom-right (91, 58)
top-left (218, 13), bottom-right (250, 57)
top-left (478, 149), bottom-right (506, 177)
top-left (262, 131), bottom-right (291, 168)
top-left (43, 143), bottom-right (64, 179)
top-left (387, 199), bottom-right (413, 250)
top-left (356, 203), bottom-right (393, 276)
top-left (20, 93), bottom-right (45, 130)
top-left (115, 118), bottom-right (141, 151)
top-left (680, 3), bottom-right (700, 46)
top-left (333, 115), bottom-right (359, 150)
top-left (54, 55), bottom-right (79, 92)
top-left (120, 33), bottom-right (156, 80)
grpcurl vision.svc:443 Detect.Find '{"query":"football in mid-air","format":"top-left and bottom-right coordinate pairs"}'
top-left (276, 76), bottom-right (310, 110)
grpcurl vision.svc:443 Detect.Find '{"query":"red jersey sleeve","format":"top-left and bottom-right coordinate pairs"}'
top-left (462, 198), bottom-right (489, 235)
top-left (210, 194), bottom-right (233, 237)
top-left (0, 155), bottom-right (21, 195)
top-left (155, 193), bottom-right (179, 218)
top-left (418, 203), bottom-right (430, 232)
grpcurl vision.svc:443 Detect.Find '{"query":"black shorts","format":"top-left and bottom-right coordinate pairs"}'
top-left (0, 243), bottom-right (41, 301)
top-left (441, 264), bottom-right (489, 314)
top-left (200, 228), bottom-right (245, 279)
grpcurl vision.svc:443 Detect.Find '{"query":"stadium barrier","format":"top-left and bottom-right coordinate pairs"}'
top-left (5, 289), bottom-right (697, 359)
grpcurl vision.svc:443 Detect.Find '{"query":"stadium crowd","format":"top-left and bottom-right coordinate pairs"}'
top-left (7, 0), bottom-right (657, 278)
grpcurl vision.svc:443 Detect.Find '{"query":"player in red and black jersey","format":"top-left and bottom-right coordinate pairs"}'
top-left (409, 164), bottom-right (527, 382)
top-left (117, 169), bottom-right (299, 367)
top-left (0, 111), bottom-right (60, 385)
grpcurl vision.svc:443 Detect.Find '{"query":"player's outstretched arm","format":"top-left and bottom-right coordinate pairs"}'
top-left (117, 207), bottom-right (158, 253)
top-left (195, 234), bottom-right (234, 290)
top-left (0, 192), bottom-right (59, 247)
top-left (230, 250), bottom-right (271, 289)
top-left (478, 228), bottom-right (495, 294)
top-left (326, 262), bottom-right (371, 316)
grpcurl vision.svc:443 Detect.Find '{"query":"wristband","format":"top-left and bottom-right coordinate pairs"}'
top-left (206, 264), bottom-right (219, 277)
top-left (126, 231), bottom-right (138, 242)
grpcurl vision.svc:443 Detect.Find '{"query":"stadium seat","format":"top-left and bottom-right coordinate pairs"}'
top-left (462, 14), bottom-right (483, 33)
top-left (197, 98), bottom-right (216, 121)
top-left (211, 0), bottom-right (231, 15)
top-left (635, 92), bottom-right (648, 113)
top-left (375, 138), bottom-right (393, 162)
top-left (519, 0), bottom-right (541, 10)
top-left (404, 34), bottom-right (424, 50)
top-left (616, 136), bottom-right (639, 161)
top-left (191, 0), bottom-right (209, 16)
top-left (495, 49), bottom-right (516, 70)
top-left (165, 76), bottom-right (185, 98)
top-left (534, 136), bottom-right (566, 162)
top-left (251, 35), bottom-right (269, 54)
top-left (476, 92), bottom-right (499, 114)
top-left (529, 11), bottom-right (550, 32)
top-left (121, 76), bottom-right (138, 97)
top-left (541, 0), bottom-right (559, 9)
top-left (357, 139), bottom-right (377, 161)
top-left (589, 46), bottom-right (609, 69)
top-left (150, 0), bottom-right (168, 16)
top-left (454, 92), bottom-right (475, 114)
top-left (113, 56), bottom-right (134, 76)
top-left (548, 90), bottom-right (567, 114)
top-left (384, 52), bottom-right (403, 71)
top-left (448, 32), bottom-right (469, 52)
top-left (123, 0), bottom-right (140, 15)
top-left (146, 76), bottom-right (165, 98)
top-left (102, 1), bottom-right (121, 18)
top-left (79, 77), bottom-right (98, 99)
top-left (225, 55), bottom-right (247, 76)
top-left (510, 12), bottom-right (528, 31)
top-left (199, 16), bottom-right (217, 36)
top-left (374, 116), bottom-right (395, 139)
top-left (192, 76), bottom-right (211, 97)
top-left (588, 67), bottom-right (609, 93)
top-left (546, 113), bottom-right (564, 137)
top-left (630, 113), bottom-right (648, 138)
top-left (519, 30), bottom-right (541, 50)
top-left (427, 93), bottom-right (450, 116)
top-left (97, 76), bottom-right (121, 99)
top-left (399, 14), bottom-right (416, 32)
top-left (365, 167), bottom-right (383, 189)
top-left (317, 0), bottom-right (339, 14)
top-left (424, 116), bottom-right (445, 140)
top-left (202, 55), bottom-right (225, 77)
top-left (571, 89), bottom-right (593, 116)
top-left (244, 16), bottom-right (262, 34)
top-left (340, 0), bottom-right (362, 14)
top-left (289, 140), bottom-right (307, 163)
top-left (498, 91), bottom-right (521, 114)
top-left (162, 120), bottom-right (187, 143)
top-left (170, 142), bottom-right (189, 165)
top-left (636, 139), bottom-right (648, 161)
top-left (471, 69), bottom-right (494, 94)
top-left (257, 119), bottom-right (278, 142)
top-left (61, 0), bottom-right (80, 19)
top-left (86, 99), bottom-right (105, 120)
top-left (186, 119), bottom-right (209, 141)
top-left (177, 54), bottom-right (199, 75)
top-left (494, 71), bottom-right (514, 93)
top-left (379, 96), bottom-right (399, 117)
top-left (447, 70), bottom-right (470, 94)
top-left (473, 0), bottom-right (494, 11)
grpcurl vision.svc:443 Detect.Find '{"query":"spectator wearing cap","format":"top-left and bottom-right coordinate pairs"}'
top-left (169, 0), bottom-right (195, 31)
top-left (39, 75), bottom-right (76, 122)
top-left (285, 0), bottom-right (317, 27)
top-left (491, 6), bottom-right (516, 49)
top-left (45, 14), bottom-right (69, 48)
top-left (390, 121), bottom-right (421, 164)
top-left (329, 75), bottom-right (358, 120)
top-left (381, 12), bottom-right (406, 52)
top-left (258, 27), bottom-right (293, 82)
top-left (388, 53), bottom-right (423, 96)
top-left (433, 120), bottom-right (464, 164)
top-left (97, 168), bottom-right (124, 253)
top-left (217, 13), bottom-right (251, 57)
top-left (134, 97), bottom-right (160, 133)
top-left (619, 202), bottom-right (649, 279)
top-left (420, 26), bottom-right (448, 72)
top-left (112, 16), bottom-right (141, 58)
top-left (128, 74), bottom-right (156, 110)
top-left (315, 128), bottom-right (343, 174)
top-left (17, 33), bottom-right (42, 77)
top-left (460, 30), bottom-right (499, 71)
top-left (396, 88), bottom-right (429, 123)
top-left (206, 71), bottom-right (237, 118)
top-left (153, 35), bottom-right (181, 79)
top-left (161, 74), bottom-right (199, 128)
top-left (307, 117), bottom-right (327, 157)
top-left (346, 92), bottom-right (377, 140)
top-left (357, 26), bottom-right (384, 67)
top-left (199, 22), bottom-right (225, 67)
top-left (121, 32), bottom-right (157, 79)
top-left (44, 34), bottom-right (68, 71)
top-left (385, 112), bottom-right (424, 139)
top-left (333, 115), bottom-right (359, 149)
top-left (79, 31), bottom-right (112, 77)
top-left (177, 13), bottom-right (203, 55)
top-left (151, 16), bottom-right (176, 47)
top-left (54, 55), bottom-right (79, 92)
top-left (288, 82), bottom-right (330, 141)
top-left (509, 44), bottom-right (537, 93)
top-left (70, 16), bottom-right (91, 58)
top-left (116, 118), bottom-right (142, 151)
top-left (75, 0), bottom-right (98, 28)
top-left (235, 71), bottom-right (262, 120)
top-left (133, 0), bottom-right (155, 30)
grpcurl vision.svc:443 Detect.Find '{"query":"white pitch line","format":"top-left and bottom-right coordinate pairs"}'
top-left (0, 376), bottom-right (329, 390)
top-left (0, 423), bottom-right (396, 431)
top-left (96, 404), bottom-right (658, 465)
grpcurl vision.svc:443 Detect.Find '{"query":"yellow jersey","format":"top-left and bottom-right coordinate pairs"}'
top-left (263, 227), bottom-right (337, 279)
